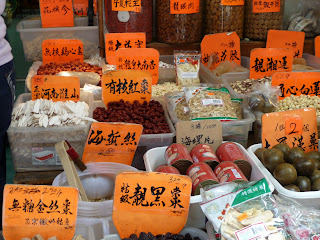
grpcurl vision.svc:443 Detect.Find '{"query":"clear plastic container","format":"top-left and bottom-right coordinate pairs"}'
top-left (16, 16), bottom-right (99, 62)
top-left (156, 0), bottom-right (204, 43)
top-left (204, 0), bottom-right (244, 38)
top-left (7, 92), bottom-right (93, 172)
top-left (92, 98), bottom-right (176, 150)
top-left (106, 0), bottom-right (153, 42)
top-left (143, 143), bottom-right (275, 229)
top-left (247, 142), bottom-right (320, 209)
top-left (165, 92), bottom-right (255, 147)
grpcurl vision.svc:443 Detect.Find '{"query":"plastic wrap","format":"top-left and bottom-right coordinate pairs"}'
top-left (156, 0), bottom-right (203, 43)
top-left (175, 51), bottom-right (201, 86)
top-left (210, 61), bottom-right (249, 77)
top-left (285, 0), bottom-right (320, 38)
top-left (204, 1), bottom-right (244, 38)
top-left (83, 84), bottom-right (102, 101)
top-left (201, 179), bottom-right (288, 240)
top-left (244, 0), bottom-right (285, 40)
top-left (166, 91), bottom-right (191, 121)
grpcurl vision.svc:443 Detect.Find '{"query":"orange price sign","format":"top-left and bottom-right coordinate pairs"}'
top-left (250, 48), bottom-right (293, 79)
top-left (105, 33), bottom-right (146, 65)
top-left (221, 0), bottom-right (244, 5)
top-left (262, 108), bottom-right (318, 153)
top-left (42, 39), bottom-right (84, 64)
top-left (170, 0), bottom-right (200, 14)
top-left (252, 0), bottom-right (281, 13)
top-left (31, 75), bottom-right (80, 102)
top-left (102, 70), bottom-right (152, 106)
top-left (3, 184), bottom-right (78, 240)
top-left (111, 0), bottom-right (141, 12)
top-left (73, 0), bottom-right (97, 16)
top-left (266, 30), bottom-right (305, 58)
top-left (113, 172), bottom-right (192, 238)
top-left (315, 36), bottom-right (320, 58)
top-left (116, 48), bottom-right (160, 85)
top-left (271, 72), bottom-right (320, 100)
top-left (82, 122), bottom-right (143, 165)
top-left (201, 32), bottom-right (241, 70)
top-left (39, 0), bottom-right (74, 28)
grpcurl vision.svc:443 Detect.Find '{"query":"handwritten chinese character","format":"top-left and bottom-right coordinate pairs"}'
top-left (170, 186), bottom-right (183, 209)
top-left (129, 184), bottom-right (149, 206)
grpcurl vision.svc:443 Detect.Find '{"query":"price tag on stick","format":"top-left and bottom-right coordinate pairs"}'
top-left (102, 70), bottom-right (152, 106)
top-left (112, 0), bottom-right (141, 12)
top-left (115, 48), bottom-right (160, 85)
top-left (113, 172), bottom-right (192, 238)
top-left (201, 32), bottom-right (241, 70)
top-left (105, 33), bottom-right (146, 65)
top-left (3, 184), bottom-right (78, 240)
top-left (42, 39), bottom-right (84, 64)
top-left (262, 108), bottom-right (318, 153)
top-left (315, 36), bottom-right (320, 58)
top-left (176, 120), bottom-right (223, 151)
top-left (250, 48), bottom-right (293, 79)
top-left (39, 0), bottom-right (74, 28)
top-left (31, 75), bottom-right (80, 102)
top-left (82, 122), bottom-right (143, 165)
top-left (271, 72), bottom-right (320, 100)
top-left (266, 30), bottom-right (305, 58)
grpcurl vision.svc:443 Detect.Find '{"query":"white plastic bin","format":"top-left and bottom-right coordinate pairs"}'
top-left (75, 224), bottom-right (95, 240)
top-left (7, 92), bottom-right (93, 172)
top-left (164, 92), bottom-right (255, 148)
top-left (143, 142), bottom-right (275, 229)
top-left (247, 142), bottom-right (320, 209)
top-left (16, 16), bottom-right (99, 62)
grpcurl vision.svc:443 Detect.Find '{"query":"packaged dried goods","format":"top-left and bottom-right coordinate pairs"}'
top-left (93, 100), bottom-right (170, 134)
top-left (175, 51), bottom-right (201, 86)
top-left (21, 234), bottom-right (86, 240)
top-left (204, 0), bottom-right (244, 38)
top-left (244, 0), bottom-right (285, 40)
top-left (152, 82), bottom-right (183, 97)
top-left (106, 0), bottom-right (153, 42)
top-left (156, 0), bottom-right (203, 43)
top-left (231, 99), bottom-right (243, 120)
top-left (292, 57), bottom-right (315, 71)
top-left (166, 91), bottom-right (191, 121)
top-left (184, 87), bottom-right (237, 120)
top-left (229, 77), bottom-right (272, 94)
top-left (123, 232), bottom-right (202, 240)
top-left (201, 179), bottom-right (287, 240)
top-left (210, 61), bottom-right (249, 77)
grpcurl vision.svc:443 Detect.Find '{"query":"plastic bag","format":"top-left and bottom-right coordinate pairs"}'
top-left (165, 91), bottom-right (191, 122)
top-left (211, 61), bottom-right (249, 77)
top-left (285, 0), bottom-right (320, 38)
top-left (201, 179), bottom-right (288, 240)
top-left (184, 86), bottom-right (237, 120)
top-left (247, 82), bottom-right (281, 113)
top-left (83, 83), bottom-right (102, 101)
top-left (175, 51), bottom-right (201, 86)
top-left (275, 195), bottom-right (320, 240)
top-left (231, 99), bottom-right (243, 120)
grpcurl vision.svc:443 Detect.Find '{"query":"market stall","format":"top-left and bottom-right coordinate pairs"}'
top-left (3, 0), bottom-right (320, 239)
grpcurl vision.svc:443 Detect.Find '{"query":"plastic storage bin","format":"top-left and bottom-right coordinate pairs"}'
top-left (248, 142), bottom-right (320, 209)
top-left (92, 98), bottom-right (176, 150)
top-left (16, 16), bottom-right (99, 62)
top-left (165, 92), bottom-right (255, 147)
top-left (143, 142), bottom-right (275, 229)
top-left (7, 92), bottom-right (93, 172)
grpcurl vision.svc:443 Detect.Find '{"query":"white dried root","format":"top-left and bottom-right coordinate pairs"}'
top-left (21, 235), bottom-right (86, 240)
top-left (240, 210), bottom-right (273, 226)
top-left (152, 82), bottom-right (183, 97)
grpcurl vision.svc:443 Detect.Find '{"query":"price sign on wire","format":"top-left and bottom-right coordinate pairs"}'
top-left (315, 36), bottom-right (320, 58)
top-left (115, 48), bottom-right (160, 85)
top-left (250, 48), bottom-right (293, 79)
top-left (170, 0), bottom-right (200, 14)
top-left (271, 72), bottom-right (320, 100)
top-left (266, 30), bottom-right (305, 58)
top-left (111, 0), bottom-right (141, 12)
top-left (105, 33), bottom-right (146, 65)
top-left (113, 172), bottom-right (192, 238)
top-left (262, 108), bottom-right (318, 153)
top-left (73, 0), bottom-right (97, 16)
top-left (31, 75), bottom-right (80, 102)
top-left (82, 122), bottom-right (143, 165)
top-left (102, 70), bottom-right (152, 106)
top-left (42, 39), bottom-right (84, 64)
top-left (201, 32), bottom-right (241, 70)
top-left (252, 0), bottom-right (281, 13)
top-left (3, 185), bottom-right (79, 240)
top-left (39, 0), bottom-right (74, 28)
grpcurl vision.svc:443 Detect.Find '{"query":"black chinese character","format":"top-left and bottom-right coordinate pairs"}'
top-left (230, 50), bottom-right (240, 61)
top-left (149, 60), bottom-right (156, 70)
top-left (115, 40), bottom-right (122, 51)
top-left (120, 183), bottom-right (131, 204)
top-left (150, 187), bottom-right (166, 207)
top-left (124, 40), bottom-right (132, 48)
top-left (9, 199), bottom-right (21, 211)
top-left (294, 50), bottom-right (300, 58)
top-left (252, 58), bottom-right (265, 72)
top-left (122, 132), bottom-right (136, 145)
top-left (135, 40), bottom-right (143, 48)
top-left (202, 54), bottom-right (209, 64)
top-left (105, 79), bottom-right (117, 94)
top-left (276, 136), bottom-right (287, 144)
top-left (140, 79), bottom-right (150, 94)
top-left (61, 5), bottom-right (71, 15)
top-left (314, 81), bottom-right (320, 96)
top-left (309, 133), bottom-right (318, 150)
top-left (62, 199), bottom-right (73, 215)
top-left (293, 136), bottom-right (305, 150)
top-left (204, 136), bottom-right (214, 144)
top-left (39, 218), bottom-right (48, 226)
top-left (173, 2), bottom-right (179, 11)
top-left (266, 58), bottom-right (278, 71)
top-left (278, 56), bottom-right (289, 70)
top-left (181, 136), bottom-right (192, 146)
top-left (47, 200), bottom-right (60, 213)
top-left (170, 187), bottom-right (183, 209)
top-left (88, 130), bottom-right (105, 145)
top-left (106, 130), bottom-right (121, 146)
top-left (220, 50), bottom-right (227, 61)
top-left (265, 139), bottom-right (271, 148)
top-left (129, 184), bottom-right (149, 206)
top-left (23, 199), bottom-right (34, 213)
top-left (36, 199), bottom-right (48, 213)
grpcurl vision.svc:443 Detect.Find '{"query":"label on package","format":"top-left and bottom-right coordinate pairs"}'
top-left (32, 147), bottom-right (61, 166)
top-left (202, 99), bottom-right (224, 106)
top-left (235, 222), bottom-right (269, 240)
top-left (170, 0), bottom-right (200, 14)
top-left (231, 168), bottom-right (242, 179)
top-left (181, 72), bottom-right (198, 79)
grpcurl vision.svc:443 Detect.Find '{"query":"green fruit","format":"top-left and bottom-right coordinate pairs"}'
top-left (293, 157), bottom-right (315, 176)
top-left (254, 148), bottom-right (266, 162)
top-left (285, 147), bottom-right (306, 164)
top-left (284, 184), bottom-right (300, 192)
top-left (306, 151), bottom-right (320, 161)
top-left (312, 179), bottom-right (320, 191)
top-left (262, 148), bottom-right (285, 172)
top-left (295, 176), bottom-right (311, 192)
top-left (273, 163), bottom-right (297, 186)
top-left (311, 158), bottom-right (320, 170)
top-left (310, 170), bottom-right (320, 183)
top-left (273, 143), bottom-right (290, 158)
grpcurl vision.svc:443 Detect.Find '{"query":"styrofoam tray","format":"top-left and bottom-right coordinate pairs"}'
top-left (143, 142), bottom-right (275, 229)
top-left (247, 142), bottom-right (320, 209)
